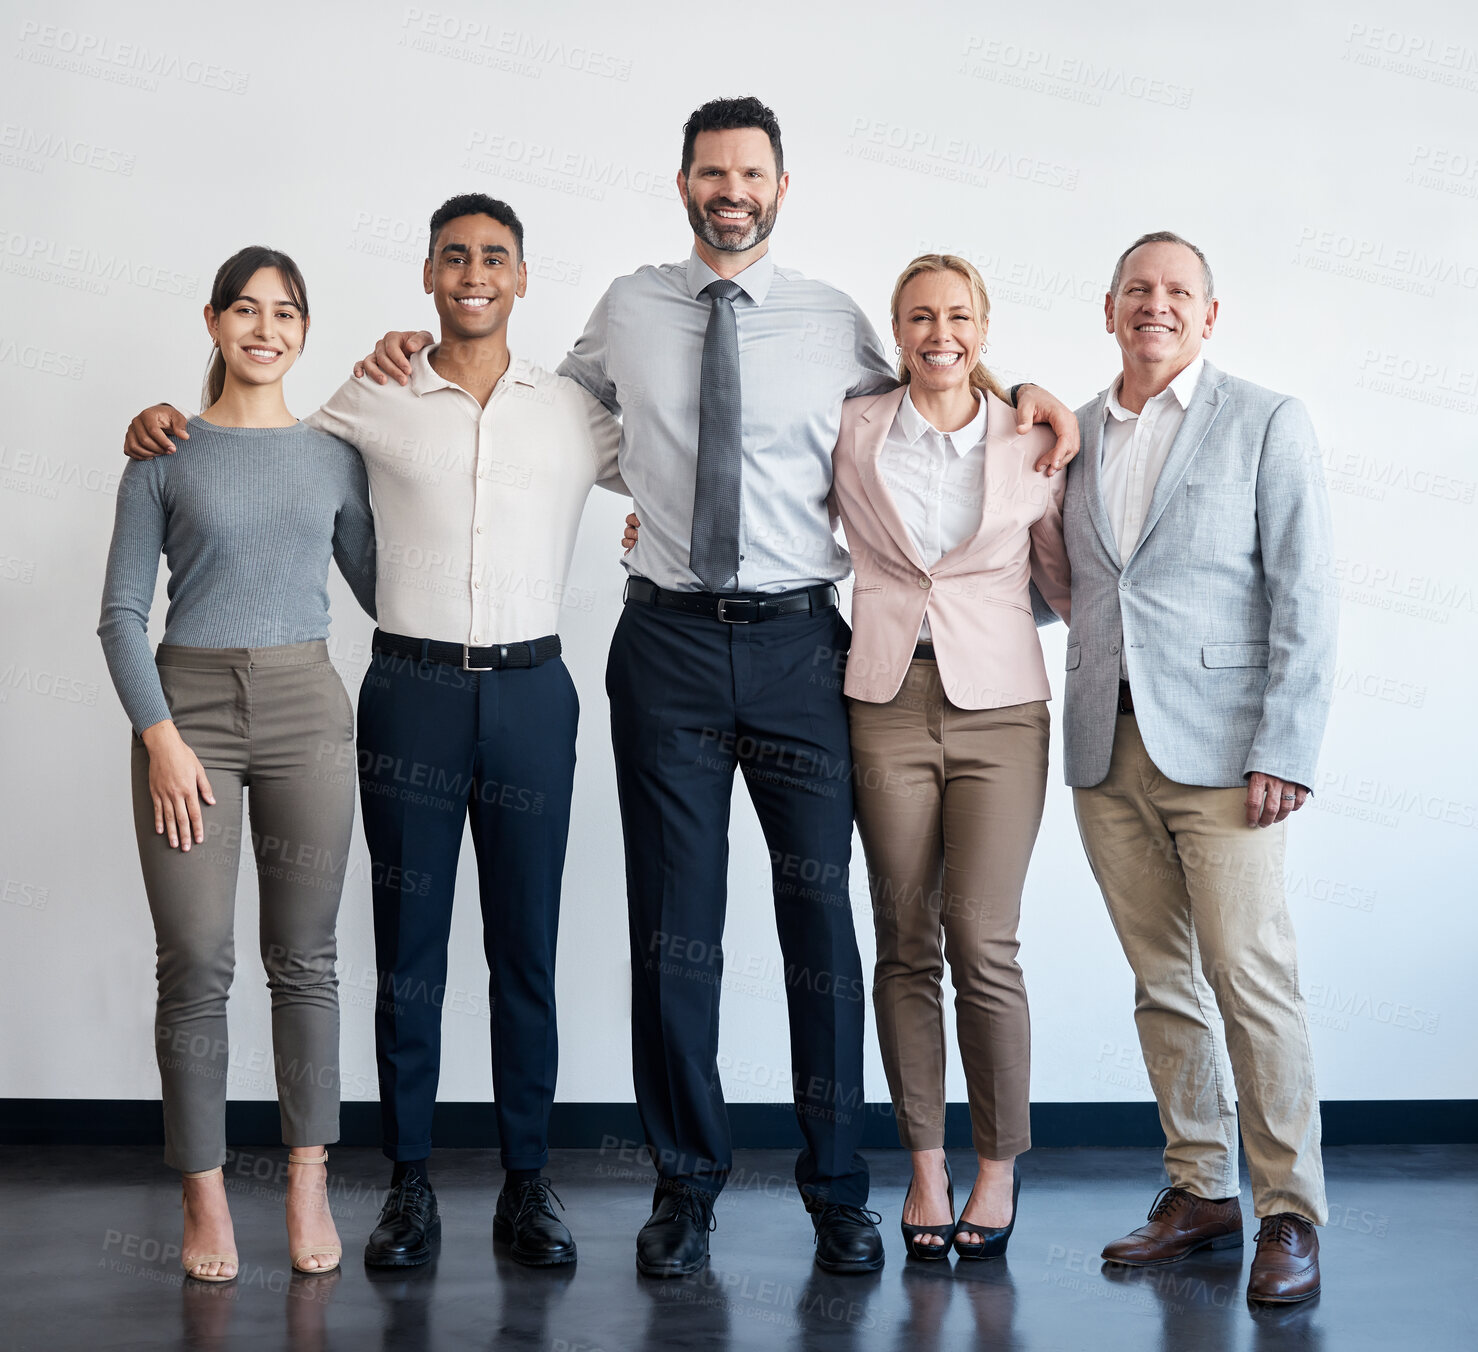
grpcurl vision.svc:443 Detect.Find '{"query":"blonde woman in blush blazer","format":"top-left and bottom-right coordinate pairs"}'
top-left (831, 254), bottom-right (1071, 1262)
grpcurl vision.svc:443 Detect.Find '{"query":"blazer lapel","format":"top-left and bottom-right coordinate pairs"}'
top-left (1127, 362), bottom-right (1229, 563)
top-left (1078, 391), bottom-right (1120, 568)
top-left (853, 386), bottom-right (928, 573)
top-left (935, 389), bottom-right (1009, 571)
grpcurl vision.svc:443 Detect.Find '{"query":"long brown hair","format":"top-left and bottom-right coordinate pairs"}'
top-left (201, 246), bottom-right (309, 409)
top-left (889, 253), bottom-right (1006, 401)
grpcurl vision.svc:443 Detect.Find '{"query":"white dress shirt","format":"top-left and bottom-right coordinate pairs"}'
top-left (311, 348), bottom-right (623, 645)
top-left (877, 387), bottom-right (989, 640)
top-left (1100, 354), bottom-right (1203, 676)
top-left (1100, 355), bottom-right (1204, 564)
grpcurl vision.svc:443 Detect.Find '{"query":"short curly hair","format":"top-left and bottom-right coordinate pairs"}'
top-left (427, 193), bottom-right (524, 264)
top-left (681, 96), bottom-right (783, 177)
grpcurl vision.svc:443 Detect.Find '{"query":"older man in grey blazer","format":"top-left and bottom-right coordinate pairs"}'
top-left (1064, 231), bottom-right (1336, 1304)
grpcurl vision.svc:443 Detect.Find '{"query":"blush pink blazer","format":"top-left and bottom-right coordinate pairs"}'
top-left (831, 385), bottom-right (1072, 708)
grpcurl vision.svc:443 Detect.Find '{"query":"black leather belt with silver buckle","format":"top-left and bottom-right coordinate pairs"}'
top-left (372, 629), bottom-right (561, 672)
top-left (624, 577), bottom-right (837, 624)
top-left (1118, 679), bottom-right (1135, 715)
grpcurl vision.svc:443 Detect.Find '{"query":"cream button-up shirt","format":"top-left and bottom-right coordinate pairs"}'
top-left (311, 347), bottom-right (623, 646)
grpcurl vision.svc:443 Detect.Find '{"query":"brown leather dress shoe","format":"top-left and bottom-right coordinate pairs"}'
top-left (1247, 1213), bottom-right (1320, 1303)
top-left (1101, 1186), bottom-right (1243, 1266)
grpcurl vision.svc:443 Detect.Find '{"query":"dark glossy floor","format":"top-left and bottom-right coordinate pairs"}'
top-left (2, 1144), bottom-right (1471, 1351)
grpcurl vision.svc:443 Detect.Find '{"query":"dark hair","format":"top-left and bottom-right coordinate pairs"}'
top-left (427, 193), bottom-right (525, 264)
top-left (202, 246), bottom-right (309, 409)
top-left (1110, 230), bottom-right (1215, 300)
top-left (681, 96), bottom-right (784, 177)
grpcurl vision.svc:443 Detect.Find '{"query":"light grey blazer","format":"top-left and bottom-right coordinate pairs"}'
top-left (1062, 360), bottom-right (1338, 790)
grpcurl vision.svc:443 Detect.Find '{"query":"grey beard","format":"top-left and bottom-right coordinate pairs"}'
top-left (689, 198), bottom-right (778, 254)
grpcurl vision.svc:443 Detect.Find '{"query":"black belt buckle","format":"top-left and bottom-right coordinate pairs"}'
top-left (715, 597), bottom-right (754, 624)
top-left (463, 644), bottom-right (498, 672)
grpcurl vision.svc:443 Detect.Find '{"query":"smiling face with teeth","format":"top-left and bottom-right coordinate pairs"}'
top-left (1105, 239), bottom-right (1218, 382)
top-left (424, 213), bottom-right (527, 346)
top-left (678, 127), bottom-right (788, 267)
top-left (204, 265), bottom-right (307, 395)
top-left (893, 269), bottom-right (986, 404)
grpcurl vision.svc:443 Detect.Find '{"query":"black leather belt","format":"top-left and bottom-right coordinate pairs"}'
top-left (624, 577), bottom-right (837, 624)
top-left (373, 629), bottom-right (561, 672)
top-left (1118, 679), bottom-right (1135, 715)
top-left (913, 642), bottom-right (936, 661)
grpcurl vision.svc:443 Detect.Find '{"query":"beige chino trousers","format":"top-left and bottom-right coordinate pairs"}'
top-left (850, 660), bottom-right (1048, 1158)
top-left (1072, 712), bottom-right (1327, 1223)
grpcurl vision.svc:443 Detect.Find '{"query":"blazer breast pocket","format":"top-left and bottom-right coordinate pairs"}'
top-left (1202, 642), bottom-right (1270, 668)
top-left (1065, 644), bottom-right (1082, 671)
top-left (1184, 480), bottom-right (1254, 497)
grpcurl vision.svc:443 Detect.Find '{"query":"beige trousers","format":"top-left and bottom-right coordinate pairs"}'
top-left (1073, 713), bottom-right (1327, 1223)
top-left (849, 660), bottom-right (1048, 1158)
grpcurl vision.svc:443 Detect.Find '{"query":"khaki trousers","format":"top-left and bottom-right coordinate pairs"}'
top-left (1073, 713), bottom-right (1327, 1223)
top-left (849, 661), bottom-right (1048, 1158)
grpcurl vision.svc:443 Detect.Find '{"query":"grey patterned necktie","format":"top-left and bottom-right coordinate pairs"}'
top-left (690, 279), bottom-right (744, 591)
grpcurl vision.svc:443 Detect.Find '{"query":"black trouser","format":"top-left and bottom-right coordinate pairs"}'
top-left (606, 597), bottom-right (869, 1206)
top-left (356, 642), bottom-right (577, 1169)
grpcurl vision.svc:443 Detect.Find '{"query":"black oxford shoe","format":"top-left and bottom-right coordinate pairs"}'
top-left (494, 1177), bottom-right (577, 1266)
top-left (364, 1178), bottom-right (441, 1267)
top-left (811, 1203), bottom-right (886, 1273)
top-left (636, 1185), bottom-right (715, 1277)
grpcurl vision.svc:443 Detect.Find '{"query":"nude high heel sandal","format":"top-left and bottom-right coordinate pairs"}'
top-left (286, 1151), bottom-right (342, 1274)
top-left (181, 1166), bottom-right (238, 1282)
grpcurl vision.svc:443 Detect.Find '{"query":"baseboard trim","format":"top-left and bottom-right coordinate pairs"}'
top-left (1, 1099), bottom-right (1472, 1148)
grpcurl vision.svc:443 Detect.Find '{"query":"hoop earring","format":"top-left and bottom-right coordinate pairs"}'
top-left (894, 345), bottom-right (901, 354)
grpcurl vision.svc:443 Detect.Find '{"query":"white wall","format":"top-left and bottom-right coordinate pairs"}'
top-left (2, 0), bottom-right (1474, 1111)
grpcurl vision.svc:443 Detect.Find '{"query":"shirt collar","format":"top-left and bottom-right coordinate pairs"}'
top-left (685, 247), bottom-right (775, 306)
top-left (408, 345), bottom-right (536, 396)
top-left (1104, 354), bottom-right (1205, 423)
top-left (897, 387), bottom-right (988, 456)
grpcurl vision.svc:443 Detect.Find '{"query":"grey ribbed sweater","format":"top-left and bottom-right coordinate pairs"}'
top-left (98, 417), bottom-right (377, 733)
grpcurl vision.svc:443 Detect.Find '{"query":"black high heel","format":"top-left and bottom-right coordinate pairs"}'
top-left (953, 1160), bottom-right (1020, 1260)
top-left (901, 1156), bottom-right (955, 1262)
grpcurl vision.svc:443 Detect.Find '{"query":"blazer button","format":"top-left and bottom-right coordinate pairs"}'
top-left (918, 575), bottom-right (932, 589)
top-left (1110, 644), bottom-right (1120, 654)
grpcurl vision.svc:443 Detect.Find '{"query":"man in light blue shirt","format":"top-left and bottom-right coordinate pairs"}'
top-left (561, 96), bottom-right (1078, 1278)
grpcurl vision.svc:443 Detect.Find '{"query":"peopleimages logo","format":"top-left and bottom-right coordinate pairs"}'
top-left (958, 36), bottom-right (1194, 108)
top-left (15, 22), bottom-right (250, 94)
top-left (0, 229), bottom-right (198, 298)
top-left (0, 122), bottom-right (135, 176)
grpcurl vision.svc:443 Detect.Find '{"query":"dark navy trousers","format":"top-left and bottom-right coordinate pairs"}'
top-left (607, 599), bottom-right (870, 1207)
top-left (356, 647), bottom-right (577, 1169)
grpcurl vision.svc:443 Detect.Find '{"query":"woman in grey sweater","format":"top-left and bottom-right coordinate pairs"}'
top-left (98, 246), bottom-right (376, 1281)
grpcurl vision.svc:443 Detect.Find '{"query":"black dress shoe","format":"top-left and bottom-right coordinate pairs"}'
top-left (811, 1204), bottom-right (885, 1273)
top-left (953, 1161), bottom-right (1019, 1261)
top-left (364, 1178), bottom-right (441, 1267)
top-left (494, 1177), bottom-right (577, 1267)
top-left (636, 1185), bottom-right (715, 1277)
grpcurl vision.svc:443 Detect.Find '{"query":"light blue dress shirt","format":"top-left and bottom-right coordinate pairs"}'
top-left (558, 248), bottom-right (896, 593)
